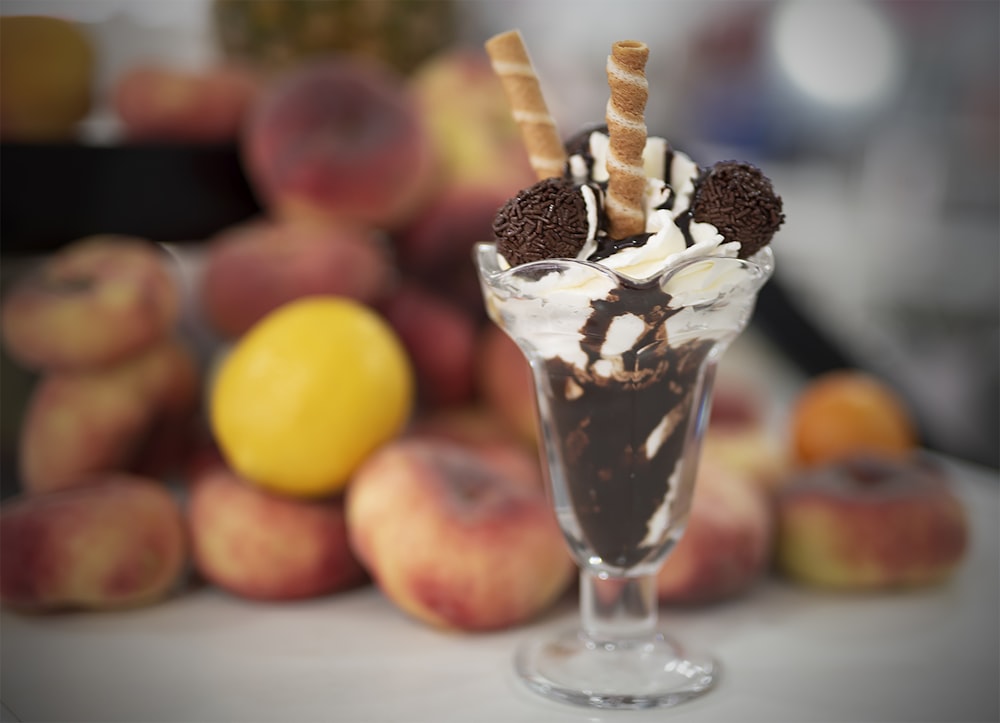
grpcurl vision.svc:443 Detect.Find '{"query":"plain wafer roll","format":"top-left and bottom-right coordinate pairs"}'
top-left (485, 30), bottom-right (566, 180)
top-left (605, 40), bottom-right (650, 238)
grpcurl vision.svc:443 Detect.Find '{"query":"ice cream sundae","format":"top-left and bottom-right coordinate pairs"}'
top-left (478, 31), bottom-right (782, 571)
top-left (476, 29), bottom-right (783, 709)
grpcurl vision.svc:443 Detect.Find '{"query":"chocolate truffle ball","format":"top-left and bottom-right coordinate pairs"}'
top-left (692, 161), bottom-right (784, 259)
top-left (492, 177), bottom-right (598, 266)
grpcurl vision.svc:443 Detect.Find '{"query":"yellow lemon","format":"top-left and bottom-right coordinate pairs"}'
top-left (210, 296), bottom-right (414, 498)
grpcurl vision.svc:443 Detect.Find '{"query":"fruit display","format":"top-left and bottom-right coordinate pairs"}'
top-left (1, 233), bottom-right (199, 500)
top-left (409, 48), bottom-right (535, 194)
top-left (790, 369), bottom-right (918, 467)
top-left (189, 466), bottom-right (367, 601)
top-left (2, 235), bottom-right (180, 372)
top-left (19, 340), bottom-right (199, 495)
top-left (700, 382), bottom-right (791, 493)
top-left (378, 282), bottom-right (478, 409)
top-left (210, 297), bottom-right (414, 499)
top-left (775, 370), bottom-right (969, 590)
top-left (474, 325), bottom-right (537, 447)
top-left (775, 455), bottom-right (968, 589)
top-left (656, 458), bottom-right (775, 605)
top-left (394, 184), bottom-right (517, 321)
top-left (112, 63), bottom-right (261, 143)
top-left (0, 31), bottom-right (971, 627)
top-left (198, 217), bottom-right (395, 339)
top-left (240, 55), bottom-right (440, 230)
top-left (346, 438), bottom-right (574, 631)
top-left (0, 476), bottom-right (187, 611)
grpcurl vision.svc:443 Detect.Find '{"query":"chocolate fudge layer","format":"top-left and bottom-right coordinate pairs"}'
top-left (536, 283), bottom-right (716, 569)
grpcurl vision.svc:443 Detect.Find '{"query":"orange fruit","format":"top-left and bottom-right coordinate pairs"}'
top-left (210, 296), bottom-right (414, 497)
top-left (790, 370), bottom-right (917, 467)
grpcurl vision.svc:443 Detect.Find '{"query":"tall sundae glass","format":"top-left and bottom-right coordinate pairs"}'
top-left (478, 29), bottom-right (782, 709)
top-left (476, 244), bottom-right (773, 708)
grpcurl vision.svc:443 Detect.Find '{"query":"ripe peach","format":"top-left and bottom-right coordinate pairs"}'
top-left (475, 325), bottom-right (538, 446)
top-left (1, 235), bottom-right (179, 372)
top-left (379, 282), bottom-right (477, 409)
top-left (656, 459), bottom-right (774, 605)
top-left (393, 183), bottom-right (510, 315)
top-left (406, 406), bottom-right (544, 492)
top-left (0, 475), bottom-right (188, 611)
top-left (346, 438), bottom-right (573, 631)
top-left (791, 370), bottom-right (918, 467)
top-left (703, 382), bottom-right (790, 492)
top-left (113, 63), bottom-right (261, 143)
top-left (709, 380), bottom-right (766, 430)
top-left (411, 48), bottom-right (536, 193)
top-left (19, 340), bottom-right (200, 495)
top-left (242, 56), bottom-right (440, 230)
top-left (188, 467), bottom-right (367, 601)
top-left (775, 455), bottom-right (968, 589)
top-left (199, 218), bottom-right (395, 339)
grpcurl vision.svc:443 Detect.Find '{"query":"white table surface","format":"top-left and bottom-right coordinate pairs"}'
top-left (1, 455), bottom-right (997, 723)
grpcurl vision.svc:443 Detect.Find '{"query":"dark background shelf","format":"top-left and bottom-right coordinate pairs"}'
top-left (1, 143), bottom-right (260, 254)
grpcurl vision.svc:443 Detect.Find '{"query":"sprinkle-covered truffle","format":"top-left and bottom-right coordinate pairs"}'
top-left (692, 161), bottom-right (784, 259)
top-left (493, 177), bottom-right (599, 266)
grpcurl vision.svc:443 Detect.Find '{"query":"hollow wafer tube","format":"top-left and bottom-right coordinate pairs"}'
top-left (605, 40), bottom-right (650, 238)
top-left (485, 29), bottom-right (566, 180)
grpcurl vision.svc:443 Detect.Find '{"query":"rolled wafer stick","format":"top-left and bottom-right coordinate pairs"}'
top-left (605, 40), bottom-right (650, 238)
top-left (485, 30), bottom-right (566, 180)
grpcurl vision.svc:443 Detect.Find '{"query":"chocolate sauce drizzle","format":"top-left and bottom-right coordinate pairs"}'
top-left (564, 126), bottom-right (679, 205)
top-left (527, 276), bottom-right (715, 568)
top-left (586, 233), bottom-right (653, 263)
top-left (583, 207), bottom-right (698, 264)
top-left (565, 128), bottom-right (702, 259)
top-left (542, 331), bottom-right (715, 569)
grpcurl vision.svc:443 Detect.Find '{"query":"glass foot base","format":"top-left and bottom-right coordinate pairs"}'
top-left (515, 628), bottom-right (718, 710)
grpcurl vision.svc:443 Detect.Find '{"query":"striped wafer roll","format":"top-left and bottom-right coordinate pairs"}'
top-left (485, 30), bottom-right (566, 180)
top-left (605, 40), bottom-right (650, 238)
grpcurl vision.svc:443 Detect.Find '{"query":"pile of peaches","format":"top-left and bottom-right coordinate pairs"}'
top-left (0, 50), bottom-right (969, 630)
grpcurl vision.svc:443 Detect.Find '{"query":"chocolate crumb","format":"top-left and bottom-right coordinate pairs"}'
top-left (493, 177), bottom-right (595, 266)
top-left (692, 161), bottom-right (784, 258)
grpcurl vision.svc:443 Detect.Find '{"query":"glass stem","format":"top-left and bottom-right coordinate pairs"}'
top-left (579, 570), bottom-right (658, 642)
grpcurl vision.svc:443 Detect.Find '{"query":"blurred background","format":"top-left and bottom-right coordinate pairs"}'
top-left (1, 0), bottom-right (997, 474)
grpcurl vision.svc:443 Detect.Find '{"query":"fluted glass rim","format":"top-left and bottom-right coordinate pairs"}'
top-left (474, 242), bottom-right (774, 300)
